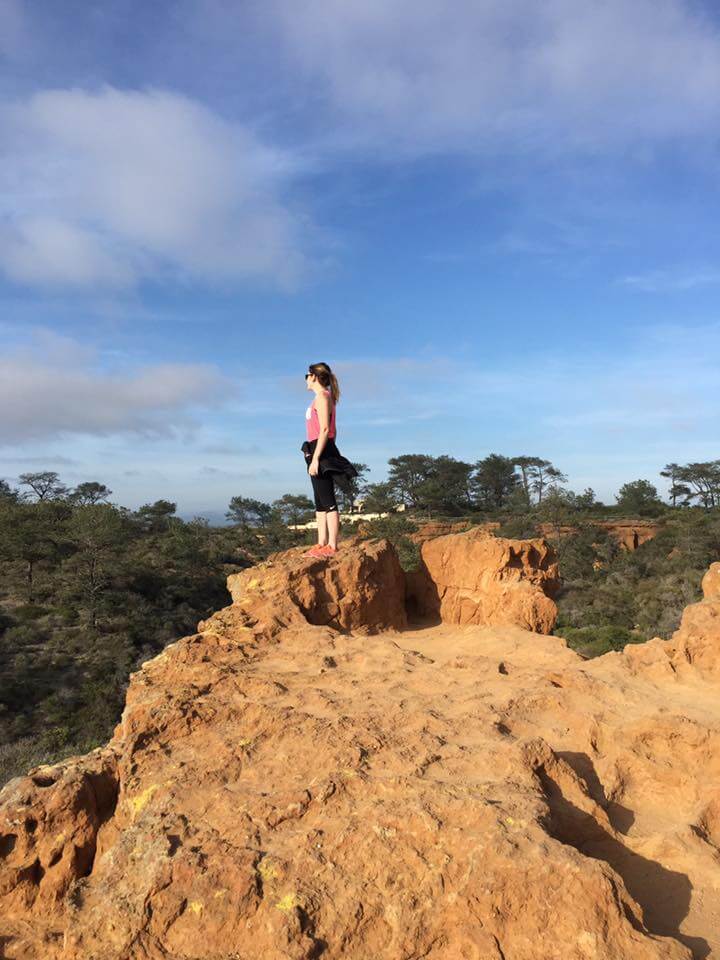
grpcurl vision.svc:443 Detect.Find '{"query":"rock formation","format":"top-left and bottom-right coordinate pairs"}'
top-left (226, 537), bottom-right (407, 635)
top-left (1, 539), bottom-right (718, 959)
top-left (410, 518), bottom-right (662, 552)
top-left (537, 519), bottom-right (662, 551)
top-left (407, 526), bottom-right (560, 632)
top-left (407, 519), bottom-right (476, 542)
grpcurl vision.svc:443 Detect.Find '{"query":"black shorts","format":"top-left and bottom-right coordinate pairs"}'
top-left (305, 438), bottom-right (339, 513)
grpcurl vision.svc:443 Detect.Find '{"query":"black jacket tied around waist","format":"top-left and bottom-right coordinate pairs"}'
top-left (301, 438), bottom-right (358, 481)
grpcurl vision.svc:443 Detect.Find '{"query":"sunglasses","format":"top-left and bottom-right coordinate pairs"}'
top-left (304, 372), bottom-right (313, 379)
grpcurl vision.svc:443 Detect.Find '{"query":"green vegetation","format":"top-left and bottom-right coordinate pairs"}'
top-left (355, 514), bottom-right (421, 571)
top-left (1, 457), bottom-right (719, 787)
top-left (552, 511), bottom-right (720, 658)
top-left (0, 472), bottom-right (317, 786)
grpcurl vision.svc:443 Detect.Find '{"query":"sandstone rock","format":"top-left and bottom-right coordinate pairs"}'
top-left (408, 527), bottom-right (560, 633)
top-left (702, 561), bottom-right (720, 600)
top-left (665, 560), bottom-right (720, 677)
top-left (407, 518), bottom-right (483, 543)
top-left (601, 519), bottom-right (662, 551)
top-left (3, 537), bottom-right (720, 958)
top-left (226, 536), bottom-right (407, 635)
top-left (536, 519), bottom-right (661, 551)
top-left (0, 747), bottom-right (118, 913)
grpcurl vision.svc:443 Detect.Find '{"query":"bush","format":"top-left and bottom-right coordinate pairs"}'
top-left (559, 625), bottom-right (641, 658)
top-left (3, 623), bottom-right (49, 649)
top-left (494, 514), bottom-right (540, 539)
top-left (13, 604), bottom-right (50, 622)
top-left (355, 515), bottom-right (421, 571)
top-left (57, 605), bottom-right (80, 624)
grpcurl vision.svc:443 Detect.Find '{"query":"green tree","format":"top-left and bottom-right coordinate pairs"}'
top-left (615, 480), bottom-right (664, 516)
top-left (66, 505), bottom-right (132, 630)
top-left (536, 486), bottom-right (577, 548)
top-left (18, 471), bottom-right (69, 502)
top-left (335, 463), bottom-right (370, 514)
top-left (660, 463), bottom-right (692, 508)
top-left (557, 523), bottom-right (613, 582)
top-left (675, 461), bottom-right (720, 510)
top-left (575, 488), bottom-right (599, 510)
top-left (135, 500), bottom-right (177, 532)
top-left (359, 482), bottom-right (399, 514)
top-left (69, 482), bottom-right (113, 506)
top-left (387, 455), bottom-right (436, 509)
top-left (416, 456), bottom-right (474, 515)
top-left (271, 494), bottom-right (315, 526)
top-left (0, 500), bottom-right (71, 601)
top-left (225, 496), bottom-right (272, 527)
top-left (528, 460), bottom-right (567, 504)
top-left (355, 515), bottom-right (420, 571)
top-left (0, 479), bottom-right (18, 502)
top-left (513, 456), bottom-right (544, 506)
top-left (471, 454), bottom-right (519, 509)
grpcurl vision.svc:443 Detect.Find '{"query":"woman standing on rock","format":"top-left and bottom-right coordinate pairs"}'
top-left (302, 361), bottom-right (357, 559)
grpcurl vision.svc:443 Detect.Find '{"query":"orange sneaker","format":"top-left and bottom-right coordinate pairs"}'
top-left (305, 544), bottom-right (328, 558)
top-left (319, 545), bottom-right (337, 557)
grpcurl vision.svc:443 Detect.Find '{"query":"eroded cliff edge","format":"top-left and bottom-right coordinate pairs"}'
top-left (1, 530), bottom-right (719, 959)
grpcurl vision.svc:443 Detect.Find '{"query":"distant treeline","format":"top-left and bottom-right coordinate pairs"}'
top-left (227, 455), bottom-right (720, 523)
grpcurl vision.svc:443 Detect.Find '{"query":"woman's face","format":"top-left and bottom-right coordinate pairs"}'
top-left (305, 370), bottom-right (316, 391)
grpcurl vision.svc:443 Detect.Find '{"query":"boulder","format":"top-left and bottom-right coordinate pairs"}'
top-left (407, 527), bottom-right (560, 633)
top-left (665, 560), bottom-right (720, 677)
top-left (226, 536), bottom-right (407, 635)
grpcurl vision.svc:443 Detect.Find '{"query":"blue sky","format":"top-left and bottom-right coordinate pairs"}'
top-left (1, 0), bottom-right (718, 522)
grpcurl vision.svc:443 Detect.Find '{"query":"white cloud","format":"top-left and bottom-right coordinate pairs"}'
top-left (269, 0), bottom-right (720, 156)
top-left (0, 326), bottom-right (237, 443)
top-left (0, 86), bottom-right (313, 290)
top-left (620, 267), bottom-right (720, 292)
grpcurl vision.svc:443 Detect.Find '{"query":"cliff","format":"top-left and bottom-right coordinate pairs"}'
top-left (1, 535), bottom-right (718, 959)
top-left (409, 518), bottom-right (663, 551)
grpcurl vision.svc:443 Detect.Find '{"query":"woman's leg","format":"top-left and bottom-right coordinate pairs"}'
top-left (311, 471), bottom-right (340, 548)
top-left (317, 473), bottom-right (339, 548)
top-left (326, 508), bottom-right (340, 549)
top-left (315, 510), bottom-right (328, 546)
top-left (310, 471), bottom-right (329, 545)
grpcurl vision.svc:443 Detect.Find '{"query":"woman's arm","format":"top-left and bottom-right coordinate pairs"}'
top-left (311, 393), bottom-right (332, 463)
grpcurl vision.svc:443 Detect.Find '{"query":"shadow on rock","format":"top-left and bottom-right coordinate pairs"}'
top-left (538, 762), bottom-right (709, 959)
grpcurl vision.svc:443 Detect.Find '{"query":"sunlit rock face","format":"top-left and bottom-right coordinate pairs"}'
top-left (1, 539), bottom-right (718, 959)
top-left (407, 527), bottom-right (560, 633)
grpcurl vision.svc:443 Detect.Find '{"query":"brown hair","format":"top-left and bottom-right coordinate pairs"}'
top-left (308, 362), bottom-right (340, 404)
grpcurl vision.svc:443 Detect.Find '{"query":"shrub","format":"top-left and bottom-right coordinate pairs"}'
top-left (13, 604), bottom-right (50, 622)
top-left (355, 515), bottom-right (421, 571)
top-left (559, 625), bottom-right (641, 658)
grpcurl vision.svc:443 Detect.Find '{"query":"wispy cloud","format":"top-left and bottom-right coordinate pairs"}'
top-left (0, 453), bottom-right (79, 465)
top-left (326, 323), bottom-right (720, 455)
top-left (619, 267), bottom-right (720, 292)
top-left (0, 86), bottom-right (315, 291)
top-left (0, 326), bottom-right (237, 444)
top-left (268, 0), bottom-right (720, 157)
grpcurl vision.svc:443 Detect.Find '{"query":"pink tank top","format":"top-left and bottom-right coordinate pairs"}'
top-left (306, 389), bottom-right (336, 441)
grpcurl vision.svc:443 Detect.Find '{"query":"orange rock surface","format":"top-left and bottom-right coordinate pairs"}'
top-left (407, 527), bottom-right (560, 633)
top-left (226, 537), bottom-right (407, 635)
top-left (1, 541), bottom-right (718, 959)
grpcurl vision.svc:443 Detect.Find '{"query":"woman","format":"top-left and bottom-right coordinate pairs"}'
top-left (302, 362), bottom-right (357, 558)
